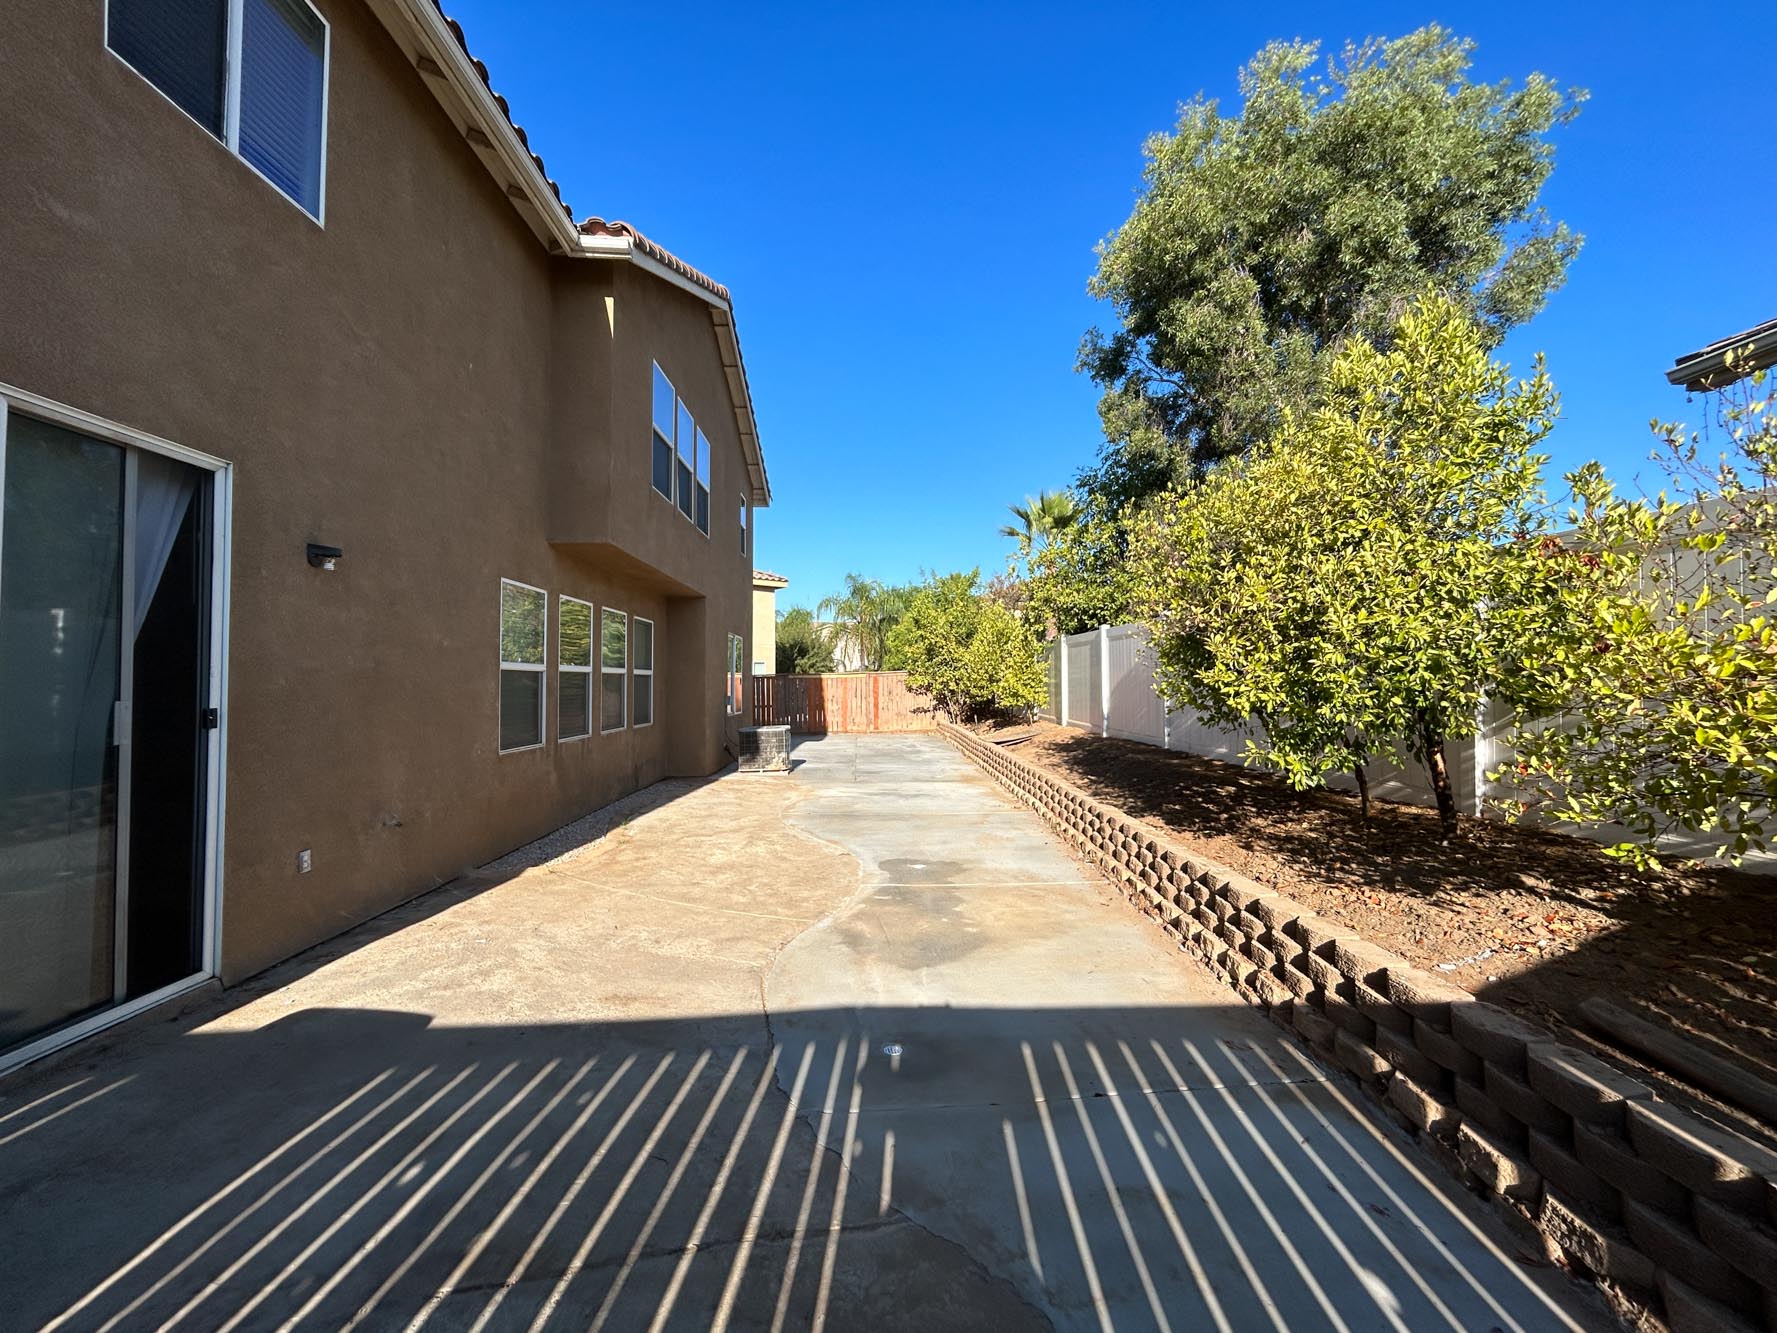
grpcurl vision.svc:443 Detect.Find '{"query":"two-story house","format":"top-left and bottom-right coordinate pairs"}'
top-left (0, 0), bottom-right (770, 1072)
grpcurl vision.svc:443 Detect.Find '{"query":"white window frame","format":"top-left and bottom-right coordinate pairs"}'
top-left (694, 427), bottom-right (711, 537)
top-left (0, 382), bottom-right (234, 1078)
top-left (600, 606), bottom-right (629, 734)
top-left (740, 495), bottom-right (749, 556)
top-left (633, 616), bottom-right (655, 729)
top-left (651, 361), bottom-right (675, 502)
top-left (499, 578), bottom-right (547, 754)
top-left (557, 594), bottom-right (593, 743)
top-left (727, 632), bottom-right (745, 715)
top-left (104, 0), bottom-right (332, 225)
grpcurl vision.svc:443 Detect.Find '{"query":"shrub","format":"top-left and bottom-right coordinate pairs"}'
top-left (891, 571), bottom-right (1047, 723)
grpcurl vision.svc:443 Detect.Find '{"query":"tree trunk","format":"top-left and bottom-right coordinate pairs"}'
top-left (1352, 764), bottom-right (1371, 821)
top-left (1419, 719), bottom-right (1459, 838)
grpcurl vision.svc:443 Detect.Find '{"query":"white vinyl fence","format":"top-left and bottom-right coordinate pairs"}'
top-left (1038, 622), bottom-right (1769, 871)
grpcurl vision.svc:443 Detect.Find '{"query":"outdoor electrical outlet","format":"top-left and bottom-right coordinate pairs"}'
top-left (297, 849), bottom-right (312, 874)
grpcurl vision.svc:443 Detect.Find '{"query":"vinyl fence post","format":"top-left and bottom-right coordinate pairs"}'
top-left (1058, 640), bottom-right (1069, 729)
top-left (1099, 624), bottom-right (1111, 738)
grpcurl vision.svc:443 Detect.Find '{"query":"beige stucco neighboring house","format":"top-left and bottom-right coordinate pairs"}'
top-left (752, 570), bottom-right (789, 673)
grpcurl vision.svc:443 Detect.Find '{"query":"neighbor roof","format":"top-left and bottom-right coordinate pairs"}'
top-left (1668, 318), bottom-right (1777, 392)
top-left (753, 569), bottom-right (790, 587)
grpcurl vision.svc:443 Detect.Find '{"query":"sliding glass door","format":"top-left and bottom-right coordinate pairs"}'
top-left (0, 406), bottom-right (217, 1058)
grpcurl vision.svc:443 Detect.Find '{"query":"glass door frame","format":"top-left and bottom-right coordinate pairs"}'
top-left (0, 381), bottom-right (233, 1076)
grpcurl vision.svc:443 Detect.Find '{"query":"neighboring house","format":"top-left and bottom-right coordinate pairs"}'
top-left (0, 1), bottom-right (769, 1072)
top-left (1668, 318), bottom-right (1777, 391)
top-left (752, 570), bottom-right (789, 674)
top-left (816, 623), bottom-right (870, 673)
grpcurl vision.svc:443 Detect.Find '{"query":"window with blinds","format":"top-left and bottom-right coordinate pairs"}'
top-left (107, 0), bottom-right (329, 221)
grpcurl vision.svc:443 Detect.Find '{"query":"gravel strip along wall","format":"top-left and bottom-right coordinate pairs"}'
top-left (943, 723), bottom-right (1777, 1333)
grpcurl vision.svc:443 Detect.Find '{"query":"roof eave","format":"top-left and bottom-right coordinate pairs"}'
top-left (1667, 323), bottom-right (1777, 392)
top-left (364, 0), bottom-right (581, 254)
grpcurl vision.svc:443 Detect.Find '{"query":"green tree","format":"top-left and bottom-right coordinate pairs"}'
top-left (999, 490), bottom-right (1081, 561)
top-left (890, 571), bottom-right (1047, 723)
top-left (1024, 512), bottom-right (1135, 637)
top-left (1503, 369), bottom-right (1777, 867)
top-left (775, 606), bottom-right (838, 675)
top-left (1082, 25), bottom-right (1582, 504)
top-left (818, 574), bottom-right (911, 671)
top-left (1129, 293), bottom-right (1558, 833)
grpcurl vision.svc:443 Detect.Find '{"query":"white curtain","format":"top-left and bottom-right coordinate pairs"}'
top-left (133, 451), bottom-right (197, 640)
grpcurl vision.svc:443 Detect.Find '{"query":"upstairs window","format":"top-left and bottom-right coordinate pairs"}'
top-left (651, 364), bottom-right (674, 500)
top-left (740, 496), bottom-right (749, 555)
top-left (695, 428), bottom-right (711, 535)
top-left (649, 363), bottom-right (711, 539)
top-left (499, 580), bottom-right (546, 752)
top-left (108, 0), bottom-right (329, 220)
top-left (675, 401), bottom-right (695, 523)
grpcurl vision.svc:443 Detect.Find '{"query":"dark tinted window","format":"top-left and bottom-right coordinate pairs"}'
top-left (108, 0), bottom-right (229, 137)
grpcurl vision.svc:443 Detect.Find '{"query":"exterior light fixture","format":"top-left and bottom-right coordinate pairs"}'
top-left (307, 543), bottom-right (343, 570)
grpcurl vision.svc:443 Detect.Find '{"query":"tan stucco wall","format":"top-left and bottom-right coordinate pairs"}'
top-left (0, 1), bottom-right (756, 983)
top-left (752, 586), bottom-right (780, 674)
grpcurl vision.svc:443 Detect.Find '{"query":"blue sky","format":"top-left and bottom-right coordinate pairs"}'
top-left (444, 0), bottom-right (1775, 610)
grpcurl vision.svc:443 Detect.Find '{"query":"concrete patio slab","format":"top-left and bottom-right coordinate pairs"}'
top-left (0, 734), bottom-right (1607, 1331)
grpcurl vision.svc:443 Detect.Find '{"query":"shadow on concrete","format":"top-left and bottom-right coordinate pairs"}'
top-left (0, 1003), bottom-right (1599, 1332)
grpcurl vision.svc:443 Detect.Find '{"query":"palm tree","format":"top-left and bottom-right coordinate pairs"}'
top-left (999, 490), bottom-right (1080, 559)
top-left (818, 574), bottom-right (908, 671)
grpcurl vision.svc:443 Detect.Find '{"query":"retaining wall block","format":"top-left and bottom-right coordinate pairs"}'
top-left (1626, 1199), bottom-right (1762, 1313)
top-left (1302, 952), bottom-right (1344, 993)
top-left (1383, 967), bottom-right (1477, 1029)
top-left (1276, 959), bottom-right (1320, 1002)
top-left (1249, 894), bottom-right (1305, 932)
top-left (1334, 1029), bottom-right (1393, 1085)
top-left (1575, 1119), bottom-right (1696, 1215)
top-left (1322, 988), bottom-right (1378, 1043)
top-left (1483, 1061), bottom-right (1570, 1135)
top-left (1388, 1070), bottom-right (1461, 1135)
top-left (1538, 1189), bottom-right (1655, 1291)
top-left (1352, 981), bottom-right (1415, 1037)
top-left (1375, 1025), bottom-right (1444, 1086)
top-left (1330, 938), bottom-right (1409, 989)
top-left (1293, 1005), bottom-right (1337, 1051)
top-left (1529, 1129), bottom-right (1624, 1221)
top-left (1286, 913), bottom-right (1358, 955)
top-left (1451, 1003), bottom-right (1549, 1075)
top-left (1525, 1043), bottom-right (1655, 1129)
top-left (1248, 970), bottom-right (1291, 1012)
top-left (1695, 1196), bottom-right (1777, 1293)
top-left (1455, 1077), bottom-right (1529, 1146)
top-left (1414, 1018), bottom-right (1485, 1083)
top-left (1658, 1274), bottom-right (1764, 1333)
top-left (1626, 1100), bottom-right (1777, 1213)
top-left (1457, 1121), bottom-right (1543, 1200)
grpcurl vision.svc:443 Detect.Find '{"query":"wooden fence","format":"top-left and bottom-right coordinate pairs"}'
top-left (752, 672), bottom-right (937, 734)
